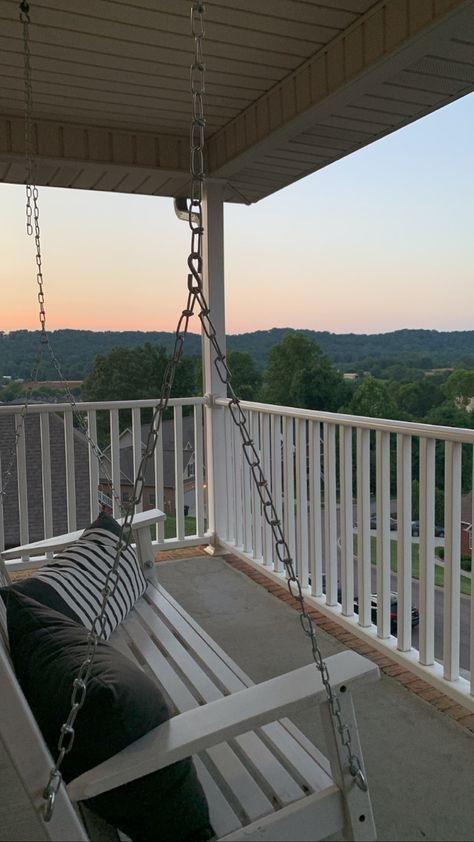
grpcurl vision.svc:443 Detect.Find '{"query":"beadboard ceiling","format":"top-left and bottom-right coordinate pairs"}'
top-left (0, 0), bottom-right (473, 203)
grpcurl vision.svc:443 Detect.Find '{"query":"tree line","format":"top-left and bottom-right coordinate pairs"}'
top-left (2, 332), bottom-right (474, 432)
top-left (2, 327), bottom-right (474, 380)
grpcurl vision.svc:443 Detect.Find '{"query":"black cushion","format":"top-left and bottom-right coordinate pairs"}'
top-left (1, 589), bottom-right (214, 842)
top-left (5, 572), bottom-right (83, 624)
top-left (3, 511), bottom-right (147, 640)
top-left (86, 510), bottom-right (122, 537)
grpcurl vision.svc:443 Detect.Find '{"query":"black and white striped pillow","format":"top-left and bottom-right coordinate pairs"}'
top-left (24, 517), bottom-right (147, 640)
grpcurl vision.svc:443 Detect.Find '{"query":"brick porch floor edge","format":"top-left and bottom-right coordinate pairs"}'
top-left (154, 547), bottom-right (474, 735)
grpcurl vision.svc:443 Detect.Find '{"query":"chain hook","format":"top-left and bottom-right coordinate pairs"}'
top-left (42, 770), bottom-right (62, 822)
top-left (351, 763), bottom-right (368, 792)
top-left (19, 1), bottom-right (30, 22)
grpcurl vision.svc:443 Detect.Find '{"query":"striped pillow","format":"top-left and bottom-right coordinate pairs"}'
top-left (31, 521), bottom-right (147, 640)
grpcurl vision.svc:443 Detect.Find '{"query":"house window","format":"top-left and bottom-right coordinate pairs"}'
top-left (149, 493), bottom-right (156, 505)
top-left (122, 491), bottom-right (130, 502)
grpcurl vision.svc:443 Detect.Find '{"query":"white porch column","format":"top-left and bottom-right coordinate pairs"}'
top-left (202, 181), bottom-right (227, 544)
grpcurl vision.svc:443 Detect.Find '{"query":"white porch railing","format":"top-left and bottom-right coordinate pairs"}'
top-left (216, 398), bottom-right (474, 712)
top-left (1, 395), bottom-right (473, 710)
top-left (0, 397), bottom-right (208, 553)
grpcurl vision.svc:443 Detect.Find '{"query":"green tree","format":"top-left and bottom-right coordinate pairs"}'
top-left (81, 343), bottom-right (196, 444)
top-left (393, 380), bottom-right (444, 420)
top-left (226, 350), bottom-right (262, 401)
top-left (345, 376), bottom-right (397, 419)
top-left (261, 333), bottom-right (349, 411)
top-left (82, 343), bottom-right (196, 403)
top-left (424, 402), bottom-right (473, 430)
top-left (443, 369), bottom-right (474, 409)
top-left (0, 378), bottom-right (25, 402)
top-left (382, 364), bottom-right (422, 383)
top-left (194, 350), bottom-right (262, 400)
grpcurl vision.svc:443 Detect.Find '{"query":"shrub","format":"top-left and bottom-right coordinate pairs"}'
top-left (461, 555), bottom-right (472, 572)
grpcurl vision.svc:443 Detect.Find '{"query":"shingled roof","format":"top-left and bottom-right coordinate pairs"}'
top-left (0, 413), bottom-right (91, 547)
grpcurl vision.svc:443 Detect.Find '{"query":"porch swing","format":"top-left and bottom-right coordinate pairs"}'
top-left (0, 3), bottom-right (380, 841)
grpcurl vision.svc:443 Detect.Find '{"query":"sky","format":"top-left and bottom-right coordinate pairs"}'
top-left (1, 91), bottom-right (473, 337)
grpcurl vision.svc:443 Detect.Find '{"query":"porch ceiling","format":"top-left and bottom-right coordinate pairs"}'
top-left (0, 0), bottom-right (473, 204)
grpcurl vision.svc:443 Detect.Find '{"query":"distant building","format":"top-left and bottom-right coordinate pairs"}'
top-left (23, 380), bottom-right (83, 390)
top-left (99, 415), bottom-right (198, 516)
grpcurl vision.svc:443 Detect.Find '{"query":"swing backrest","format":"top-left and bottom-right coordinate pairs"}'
top-left (0, 560), bottom-right (89, 842)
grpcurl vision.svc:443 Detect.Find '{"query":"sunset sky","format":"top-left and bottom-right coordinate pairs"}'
top-left (2, 92), bottom-right (473, 337)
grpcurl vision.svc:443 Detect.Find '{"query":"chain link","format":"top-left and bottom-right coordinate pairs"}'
top-left (39, 0), bottom-right (365, 817)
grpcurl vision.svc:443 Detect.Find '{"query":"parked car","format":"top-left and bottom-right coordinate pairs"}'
top-left (353, 592), bottom-right (420, 634)
top-left (369, 515), bottom-right (397, 531)
top-left (411, 521), bottom-right (444, 538)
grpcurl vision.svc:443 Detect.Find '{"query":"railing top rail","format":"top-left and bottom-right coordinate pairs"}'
top-left (0, 396), bottom-right (207, 415)
top-left (215, 398), bottom-right (474, 444)
top-left (2, 394), bottom-right (471, 444)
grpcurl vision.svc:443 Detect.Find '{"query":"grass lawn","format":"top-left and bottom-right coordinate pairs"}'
top-left (155, 515), bottom-right (198, 539)
top-left (354, 536), bottom-right (471, 597)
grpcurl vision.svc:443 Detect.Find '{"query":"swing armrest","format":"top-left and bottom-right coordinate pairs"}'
top-left (1, 508), bottom-right (165, 564)
top-left (67, 651), bottom-right (379, 801)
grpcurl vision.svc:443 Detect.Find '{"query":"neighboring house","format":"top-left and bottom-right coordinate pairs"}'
top-left (460, 490), bottom-right (473, 556)
top-left (0, 413), bottom-right (91, 548)
top-left (465, 525), bottom-right (472, 555)
top-left (99, 415), bottom-right (198, 516)
top-left (455, 395), bottom-right (474, 411)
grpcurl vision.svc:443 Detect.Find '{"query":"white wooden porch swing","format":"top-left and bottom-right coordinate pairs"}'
top-left (0, 3), bottom-right (380, 841)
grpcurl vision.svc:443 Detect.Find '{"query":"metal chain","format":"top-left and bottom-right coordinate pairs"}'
top-left (20, 1), bottom-right (33, 235)
top-left (41, 1), bottom-right (208, 819)
top-left (185, 1), bottom-right (366, 791)
top-left (21, 1), bottom-right (45, 331)
top-left (41, 0), bottom-right (365, 818)
top-left (11, 2), bottom-right (124, 520)
top-left (193, 279), bottom-right (368, 787)
top-left (0, 2), bottom-right (46, 505)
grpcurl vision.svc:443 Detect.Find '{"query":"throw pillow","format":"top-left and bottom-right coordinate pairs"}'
top-left (4, 511), bottom-right (147, 640)
top-left (2, 589), bottom-right (214, 842)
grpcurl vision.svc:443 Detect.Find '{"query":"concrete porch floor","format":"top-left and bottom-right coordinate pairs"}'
top-left (154, 550), bottom-right (474, 842)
